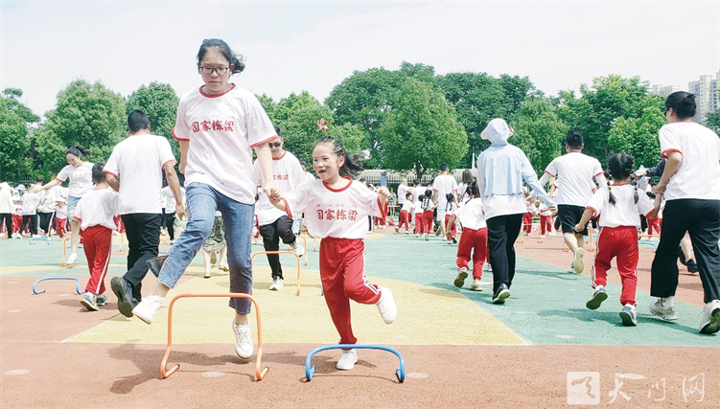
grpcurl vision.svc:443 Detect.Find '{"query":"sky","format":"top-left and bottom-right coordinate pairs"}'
top-left (1, 0), bottom-right (719, 118)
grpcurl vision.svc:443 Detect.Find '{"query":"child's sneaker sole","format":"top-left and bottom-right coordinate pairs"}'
top-left (620, 310), bottom-right (637, 326)
top-left (585, 290), bottom-right (608, 310)
top-left (453, 270), bottom-right (468, 288)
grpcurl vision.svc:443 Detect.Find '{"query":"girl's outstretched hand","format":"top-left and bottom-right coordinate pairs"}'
top-left (376, 187), bottom-right (390, 198)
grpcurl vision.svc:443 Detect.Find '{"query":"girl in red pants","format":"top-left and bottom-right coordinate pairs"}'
top-left (73, 163), bottom-right (119, 311)
top-left (273, 137), bottom-right (397, 371)
top-left (396, 192), bottom-right (413, 234)
top-left (538, 202), bottom-right (553, 238)
top-left (453, 181), bottom-right (488, 291)
top-left (420, 190), bottom-right (435, 240)
top-left (575, 153), bottom-right (656, 326)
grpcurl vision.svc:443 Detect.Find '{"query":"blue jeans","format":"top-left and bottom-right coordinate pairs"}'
top-left (158, 183), bottom-right (254, 314)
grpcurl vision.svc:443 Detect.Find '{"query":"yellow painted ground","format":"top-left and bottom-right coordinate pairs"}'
top-left (67, 265), bottom-right (526, 346)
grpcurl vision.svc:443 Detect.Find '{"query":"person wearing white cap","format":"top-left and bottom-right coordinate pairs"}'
top-left (476, 118), bottom-right (556, 304)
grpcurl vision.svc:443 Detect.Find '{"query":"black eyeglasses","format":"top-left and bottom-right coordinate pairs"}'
top-left (268, 142), bottom-right (282, 148)
top-left (199, 66), bottom-right (230, 75)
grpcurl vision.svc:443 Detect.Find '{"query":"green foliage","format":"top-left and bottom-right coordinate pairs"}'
top-left (558, 75), bottom-right (663, 161)
top-left (41, 80), bottom-right (126, 168)
top-left (511, 97), bottom-right (567, 176)
top-left (29, 127), bottom-right (66, 182)
top-left (0, 90), bottom-right (34, 181)
top-left (126, 82), bottom-right (180, 158)
top-left (256, 93), bottom-right (277, 124)
top-left (274, 91), bottom-right (334, 164)
top-left (705, 109), bottom-right (720, 134)
top-left (378, 78), bottom-right (468, 178)
top-left (327, 123), bottom-right (364, 158)
top-left (608, 107), bottom-right (665, 168)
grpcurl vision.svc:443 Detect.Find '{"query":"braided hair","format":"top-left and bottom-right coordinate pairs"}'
top-left (607, 153), bottom-right (638, 206)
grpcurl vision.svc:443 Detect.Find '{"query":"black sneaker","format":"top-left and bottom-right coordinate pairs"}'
top-left (492, 284), bottom-right (511, 304)
top-left (111, 277), bottom-right (136, 317)
top-left (687, 259), bottom-right (699, 274)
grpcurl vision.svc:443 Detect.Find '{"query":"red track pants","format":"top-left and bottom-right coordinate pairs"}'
top-left (539, 215), bottom-right (552, 236)
top-left (522, 212), bottom-right (533, 234)
top-left (82, 225), bottom-right (113, 296)
top-left (592, 226), bottom-right (638, 306)
top-left (456, 227), bottom-right (488, 280)
top-left (423, 210), bottom-right (434, 234)
top-left (319, 237), bottom-right (382, 345)
top-left (398, 210), bottom-right (410, 232)
top-left (444, 214), bottom-right (457, 238)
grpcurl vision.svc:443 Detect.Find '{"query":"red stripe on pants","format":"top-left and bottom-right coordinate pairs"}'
top-left (399, 210), bottom-right (410, 231)
top-left (82, 225), bottom-right (113, 295)
top-left (523, 212), bottom-right (533, 234)
top-left (456, 227), bottom-right (488, 279)
top-left (592, 226), bottom-right (638, 306)
top-left (540, 215), bottom-right (552, 236)
top-left (319, 237), bottom-right (382, 345)
top-left (423, 210), bottom-right (434, 234)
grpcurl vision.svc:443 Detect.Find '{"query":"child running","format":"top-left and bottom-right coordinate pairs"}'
top-left (395, 192), bottom-right (413, 234)
top-left (74, 163), bottom-right (119, 311)
top-left (575, 153), bottom-right (655, 326)
top-left (420, 189), bottom-right (435, 241)
top-left (453, 180), bottom-right (488, 291)
top-left (444, 193), bottom-right (458, 244)
top-left (271, 137), bottom-right (397, 371)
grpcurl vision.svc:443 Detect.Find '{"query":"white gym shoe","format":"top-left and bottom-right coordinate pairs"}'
top-left (232, 320), bottom-right (253, 359)
top-left (336, 349), bottom-right (358, 370)
top-left (269, 278), bottom-right (284, 291)
top-left (290, 241), bottom-right (304, 258)
top-left (204, 269), bottom-right (211, 278)
top-left (649, 297), bottom-right (678, 321)
top-left (453, 267), bottom-right (468, 288)
top-left (66, 253), bottom-right (79, 265)
top-left (470, 279), bottom-right (483, 291)
top-left (573, 248), bottom-right (585, 274)
top-left (699, 300), bottom-right (720, 334)
top-left (132, 295), bottom-right (164, 325)
top-left (376, 286), bottom-right (397, 324)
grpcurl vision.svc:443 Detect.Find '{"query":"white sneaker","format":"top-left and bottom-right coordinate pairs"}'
top-left (649, 297), bottom-right (678, 321)
top-left (573, 248), bottom-right (585, 274)
top-left (699, 300), bottom-right (720, 334)
top-left (540, 235), bottom-right (546, 239)
top-left (232, 320), bottom-right (253, 359)
top-left (470, 279), bottom-right (483, 291)
top-left (203, 269), bottom-right (211, 278)
top-left (336, 349), bottom-right (358, 370)
top-left (66, 253), bottom-right (79, 265)
top-left (290, 241), bottom-right (304, 258)
top-left (132, 295), bottom-right (164, 325)
top-left (269, 278), bottom-right (284, 291)
top-left (376, 286), bottom-right (397, 324)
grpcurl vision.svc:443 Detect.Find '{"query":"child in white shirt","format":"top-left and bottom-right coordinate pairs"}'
top-left (453, 181), bottom-right (488, 291)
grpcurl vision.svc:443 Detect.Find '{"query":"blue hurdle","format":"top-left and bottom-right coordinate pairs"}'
top-left (305, 344), bottom-right (405, 382)
top-left (32, 277), bottom-right (85, 295)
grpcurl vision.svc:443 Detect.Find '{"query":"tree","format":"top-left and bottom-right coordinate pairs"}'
top-left (0, 89), bottom-right (37, 181)
top-left (510, 97), bottom-right (567, 176)
top-left (39, 80), bottom-right (126, 170)
top-left (126, 82), bottom-right (180, 158)
top-left (705, 109), bottom-right (720, 134)
top-left (608, 107), bottom-right (665, 168)
top-left (274, 91), bottom-right (334, 164)
top-left (256, 93), bottom-right (277, 124)
top-left (378, 78), bottom-right (468, 179)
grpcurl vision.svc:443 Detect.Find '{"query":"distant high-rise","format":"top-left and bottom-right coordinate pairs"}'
top-left (687, 71), bottom-right (720, 123)
top-left (649, 84), bottom-right (682, 97)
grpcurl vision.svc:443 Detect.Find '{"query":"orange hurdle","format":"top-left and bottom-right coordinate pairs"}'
top-left (251, 251), bottom-right (301, 296)
top-left (160, 293), bottom-right (269, 381)
top-left (60, 237), bottom-right (70, 266)
top-left (292, 235), bottom-right (308, 266)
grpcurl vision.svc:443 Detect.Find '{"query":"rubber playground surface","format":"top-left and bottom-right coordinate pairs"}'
top-left (0, 228), bottom-right (717, 408)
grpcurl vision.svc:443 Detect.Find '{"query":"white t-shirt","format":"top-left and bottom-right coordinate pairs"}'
top-left (413, 201), bottom-right (423, 215)
top-left (173, 84), bottom-right (276, 205)
top-left (74, 188), bottom-right (119, 230)
top-left (21, 192), bottom-right (41, 215)
top-left (400, 200), bottom-right (413, 213)
top-left (586, 184), bottom-right (654, 229)
top-left (433, 174), bottom-right (458, 210)
top-left (104, 134), bottom-right (176, 215)
top-left (659, 122), bottom-right (720, 201)
top-left (458, 197), bottom-right (486, 230)
top-left (538, 203), bottom-right (552, 216)
top-left (55, 206), bottom-right (68, 219)
top-left (254, 151), bottom-right (307, 226)
top-left (283, 178), bottom-right (383, 239)
top-left (544, 152), bottom-right (603, 206)
top-left (411, 186), bottom-right (426, 204)
top-left (397, 184), bottom-right (409, 205)
top-left (162, 186), bottom-right (186, 212)
top-left (56, 162), bottom-right (94, 198)
top-left (305, 172), bottom-right (316, 183)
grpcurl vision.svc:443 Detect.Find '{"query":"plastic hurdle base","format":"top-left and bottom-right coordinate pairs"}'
top-left (32, 277), bottom-right (85, 295)
top-left (160, 293), bottom-right (269, 381)
top-left (29, 236), bottom-right (52, 246)
top-left (305, 344), bottom-right (405, 383)
top-left (251, 251), bottom-right (302, 296)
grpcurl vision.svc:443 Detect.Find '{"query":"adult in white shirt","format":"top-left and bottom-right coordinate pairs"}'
top-left (253, 126), bottom-right (306, 291)
top-left (538, 130), bottom-right (607, 274)
top-left (162, 184), bottom-right (186, 242)
top-left (397, 178), bottom-right (409, 208)
top-left (37, 145), bottom-right (94, 263)
top-left (103, 110), bottom-right (184, 317)
top-left (433, 164), bottom-right (458, 238)
top-left (649, 91), bottom-right (720, 334)
top-left (132, 39), bottom-right (279, 362)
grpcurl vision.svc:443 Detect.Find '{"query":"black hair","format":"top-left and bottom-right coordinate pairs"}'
top-left (312, 137), bottom-right (363, 178)
top-left (92, 162), bottom-right (106, 184)
top-left (197, 39), bottom-right (245, 75)
top-left (425, 189), bottom-right (434, 199)
top-left (445, 193), bottom-right (455, 203)
top-left (273, 124), bottom-right (281, 137)
top-left (461, 170), bottom-right (473, 185)
top-left (607, 153), bottom-right (637, 205)
top-left (646, 191), bottom-right (656, 199)
top-left (440, 163), bottom-right (449, 172)
top-left (468, 180), bottom-right (480, 197)
top-left (565, 128), bottom-right (583, 150)
top-left (35, 177), bottom-right (44, 183)
top-left (65, 145), bottom-right (90, 158)
top-left (405, 192), bottom-right (413, 199)
top-left (665, 91), bottom-right (697, 120)
top-left (128, 109), bottom-right (150, 134)
top-left (413, 179), bottom-right (420, 185)
top-left (299, 159), bottom-right (307, 167)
